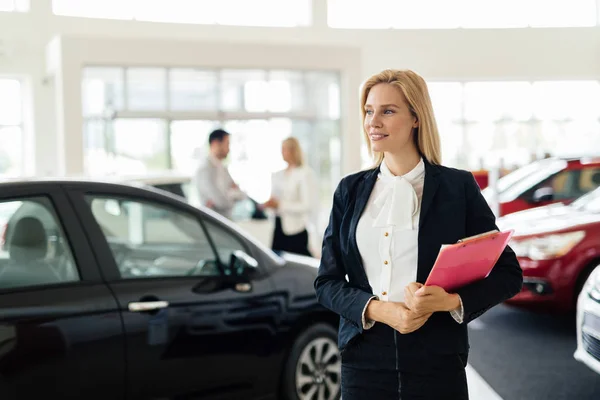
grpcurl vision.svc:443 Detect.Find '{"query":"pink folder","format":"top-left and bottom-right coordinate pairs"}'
top-left (424, 229), bottom-right (515, 292)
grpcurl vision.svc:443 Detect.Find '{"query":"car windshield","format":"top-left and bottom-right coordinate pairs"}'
top-left (497, 159), bottom-right (567, 202)
top-left (496, 158), bottom-right (566, 193)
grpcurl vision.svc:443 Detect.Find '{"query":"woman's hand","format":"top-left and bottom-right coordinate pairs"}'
top-left (366, 300), bottom-right (432, 334)
top-left (388, 302), bottom-right (432, 334)
top-left (404, 282), bottom-right (461, 315)
top-left (262, 197), bottom-right (279, 209)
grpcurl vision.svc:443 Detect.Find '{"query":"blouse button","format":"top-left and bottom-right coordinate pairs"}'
top-left (384, 260), bottom-right (389, 265)
top-left (384, 232), bottom-right (389, 237)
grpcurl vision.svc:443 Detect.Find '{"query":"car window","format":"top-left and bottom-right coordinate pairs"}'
top-left (86, 196), bottom-right (221, 279)
top-left (531, 168), bottom-right (600, 201)
top-left (0, 197), bottom-right (79, 290)
top-left (579, 168), bottom-right (600, 192)
top-left (202, 219), bottom-right (248, 275)
top-left (528, 170), bottom-right (576, 201)
top-left (550, 170), bottom-right (578, 200)
top-left (499, 160), bottom-right (567, 202)
top-left (496, 158), bottom-right (565, 194)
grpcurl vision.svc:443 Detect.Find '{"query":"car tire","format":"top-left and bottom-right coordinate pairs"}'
top-left (281, 323), bottom-right (341, 400)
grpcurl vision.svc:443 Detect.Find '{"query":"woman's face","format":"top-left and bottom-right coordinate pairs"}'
top-left (363, 83), bottom-right (419, 155)
top-left (281, 143), bottom-right (292, 164)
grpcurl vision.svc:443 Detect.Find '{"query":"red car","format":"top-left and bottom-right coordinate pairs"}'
top-left (482, 157), bottom-right (600, 217)
top-left (499, 187), bottom-right (600, 313)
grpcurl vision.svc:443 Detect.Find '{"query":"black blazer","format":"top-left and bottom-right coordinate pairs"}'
top-left (314, 159), bottom-right (523, 355)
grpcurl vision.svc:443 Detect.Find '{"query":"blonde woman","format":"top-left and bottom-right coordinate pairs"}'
top-left (263, 137), bottom-right (315, 256)
top-left (314, 70), bottom-right (522, 399)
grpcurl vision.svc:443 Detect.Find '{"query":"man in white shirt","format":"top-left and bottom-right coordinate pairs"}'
top-left (193, 129), bottom-right (246, 219)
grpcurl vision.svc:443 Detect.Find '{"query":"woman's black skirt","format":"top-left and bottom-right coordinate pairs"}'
top-left (341, 323), bottom-right (469, 400)
top-left (271, 216), bottom-right (311, 256)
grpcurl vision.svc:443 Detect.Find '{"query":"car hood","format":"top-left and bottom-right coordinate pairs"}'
top-left (497, 203), bottom-right (600, 236)
top-left (280, 252), bottom-right (320, 269)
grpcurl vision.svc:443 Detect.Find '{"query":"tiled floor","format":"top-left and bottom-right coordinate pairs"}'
top-left (467, 364), bottom-right (503, 400)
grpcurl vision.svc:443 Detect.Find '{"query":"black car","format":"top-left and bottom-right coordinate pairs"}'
top-left (0, 180), bottom-right (340, 400)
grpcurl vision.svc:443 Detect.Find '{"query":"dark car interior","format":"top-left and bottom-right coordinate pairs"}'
top-left (0, 199), bottom-right (78, 290)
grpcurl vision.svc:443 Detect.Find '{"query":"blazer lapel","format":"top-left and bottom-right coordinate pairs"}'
top-left (418, 160), bottom-right (441, 229)
top-left (417, 160), bottom-right (441, 282)
top-left (348, 168), bottom-right (378, 285)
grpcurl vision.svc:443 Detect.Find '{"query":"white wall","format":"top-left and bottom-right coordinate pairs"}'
top-left (1, 0), bottom-right (600, 175)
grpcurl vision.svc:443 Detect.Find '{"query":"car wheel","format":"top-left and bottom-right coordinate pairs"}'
top-left (282, 323), bottom-right (341, 400)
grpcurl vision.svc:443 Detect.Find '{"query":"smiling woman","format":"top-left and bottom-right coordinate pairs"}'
top-left (315, 69), bottom-right (522, 400)
top-left (360, 69), bottom-right (441, 170)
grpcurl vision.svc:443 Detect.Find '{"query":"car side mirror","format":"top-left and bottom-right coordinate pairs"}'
top-left (532, 187), bottom-right (554, 203)
top-left (228, 250), bottom-right (258, 280)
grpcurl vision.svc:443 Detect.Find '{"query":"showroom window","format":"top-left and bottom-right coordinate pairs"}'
top-left (0, 0), bottom-right (28, 12)
top-left (328, 0), bottom-right (598, 29)
top-left (81, 67), bottom-right (341, 207)
top-left (413, 80), bottom-right (600, 171)
top-left (53, 0), bottom-right (311, 27)
top-left (0, 78), bottom-right (24, 177)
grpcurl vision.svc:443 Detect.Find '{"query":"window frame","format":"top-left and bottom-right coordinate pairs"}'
top-left (0, 0), bottom-right (29, 12)
top-left (419, 79), bottom-right (600, 171)
top-left (81, 66), bottom-right (342, 209)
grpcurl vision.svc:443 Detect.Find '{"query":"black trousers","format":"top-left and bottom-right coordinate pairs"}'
top-left (271, 217), bottom-right (311, 256)
top-left (341, 324), bottom-right (469, 400)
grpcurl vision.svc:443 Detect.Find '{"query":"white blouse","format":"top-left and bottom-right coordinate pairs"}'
top-left (356, 158), bottom-right (463, 328)
top-left (356, 158), bottom-right (425, 303)
top-left (271, 166), bottom-right (315, 235)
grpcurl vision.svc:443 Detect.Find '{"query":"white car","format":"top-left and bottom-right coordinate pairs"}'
top-left (121, 173), bottom-right (276, 250)
top-left (574, 263), bottom-right (600, 374)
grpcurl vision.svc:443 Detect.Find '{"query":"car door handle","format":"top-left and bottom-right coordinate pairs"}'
top-left (128, 301), bottom-right (169, 312)
top-left (235, 283), bottom-right (252, 292)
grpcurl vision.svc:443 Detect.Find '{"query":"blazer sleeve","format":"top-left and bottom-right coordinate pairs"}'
top-left (455, 172), bottom-right (523, 324)
top-left (314, 180), bottom-right (376, 332)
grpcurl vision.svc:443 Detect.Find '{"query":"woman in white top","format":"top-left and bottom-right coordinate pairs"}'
top-left (314, 70), bottom-right (522, 399)
top-left (262, 137), bottom-right (315, 256)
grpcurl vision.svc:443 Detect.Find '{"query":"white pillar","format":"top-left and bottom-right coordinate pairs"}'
top-left (30, 0), bottom-right (60, 176)
top-left (47, 36), bottom-right (84, 176)
top-left (312, 0), bottom-right (328, 28)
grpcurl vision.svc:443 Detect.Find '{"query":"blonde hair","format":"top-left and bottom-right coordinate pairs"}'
top-left (282, 137), bottom-right (304, 167)
top-left (360, 69), bottom-right (441, 167)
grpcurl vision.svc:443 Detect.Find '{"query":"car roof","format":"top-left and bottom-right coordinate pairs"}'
top-left (0, 172), bottom-right (192, 187)
top-left (0, 177), bottom-right (162, 192)
top-left (564, 157), bottom-right (600, 167)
